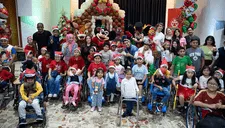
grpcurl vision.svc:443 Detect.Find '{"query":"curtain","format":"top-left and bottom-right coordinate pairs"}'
top-left (79, 0), bottom-right (167, 30)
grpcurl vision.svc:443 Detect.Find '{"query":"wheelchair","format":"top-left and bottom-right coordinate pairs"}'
top-left (17, 93), bottom-right (46, 128)
top-left (185, 104), bottom-right (201, 128)
top-left (147, 84), bottom-right (171, 115)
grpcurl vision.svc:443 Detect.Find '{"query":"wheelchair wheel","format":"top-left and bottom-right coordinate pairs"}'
top-left (81, 79), bottom-right (89, 101)
top-left (186, 104), bottom-right (198, 128)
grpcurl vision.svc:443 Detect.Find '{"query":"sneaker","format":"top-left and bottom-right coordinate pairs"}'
top-left (19, 118), bottom-right (27, 125)
top-left (72, 101), bottom-right (76, 106)
top-left (53, 94), bottom-right (57, 98)
top-left (64, 101), bottom-right (69, 105)
top-left (98, 107), bottom-right (102, 112)
top-left (91, 106), bottom-right (95, 112)
top-left (48, 94), bottom-right (52, 98)
top-left (36, 115), bottom-right (43, 121)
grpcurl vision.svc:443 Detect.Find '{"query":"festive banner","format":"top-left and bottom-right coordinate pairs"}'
top-left (167, 8), bottom-right (183, 31)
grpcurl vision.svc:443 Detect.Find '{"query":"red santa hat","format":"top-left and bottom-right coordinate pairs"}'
top-left (185, 65), bottom-right (195, 72)
top-left (0, 35), bottom-right (8, 41)
top-left (113, 54), bottom-right (121, 60)
top-left (158, 67), bottom-right (167, 76)
top-left (75, 47), bottom-right (81, 53)
top-left (91, 46), bottom-right (97, 52)
top-left (55, 51), bottom-right (63, 57)
top-left (61, 27), bottom-right (68, 33)
top-left (137, 53), bottom-right (144, 60)
top-left (117, 43), bottom-right (124, 49)
top-left (94, 52), bottom-right (102, 57)
top-left (111, 42), bottom-right (117, 47)
top-left (215, 69), bottom-right (225, 77)
top-left (0, 5), bottom-right (9, 19)
top-left (41, 46), bottom-right (47, 51)
top-left (160, 58), bottom-right (168, 68)
top-left (52, 26), bottom-right (59, 31)
top-left (27, 36), bottom-right (33, 40)
top-left (108, 61), bottom-right (115, 69)
top-left (24, 50), bottom-right (33, 57)
top-left (24, 68), bottom-right (36, 77)
top-left (70, 64), bottom-right (78, 70)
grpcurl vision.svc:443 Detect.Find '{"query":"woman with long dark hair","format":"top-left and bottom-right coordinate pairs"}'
top-left (200, 36), bottom-right (217, 67)
top-left (172, 29), bottom-right (182, 41)
top-left (81, 35), bottom-right (93, 65)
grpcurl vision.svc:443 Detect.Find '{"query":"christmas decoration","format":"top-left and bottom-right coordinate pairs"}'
top-left (0, 3), bottom-right (11, 39)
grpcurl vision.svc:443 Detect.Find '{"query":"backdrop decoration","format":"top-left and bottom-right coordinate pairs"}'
top-left (0, 3), bottom-right (11, 39)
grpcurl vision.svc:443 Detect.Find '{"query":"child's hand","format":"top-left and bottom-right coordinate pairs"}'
top-left (220, 89), bottom-right (224, 92)
top-left (193, 83), bottom-right (198, 89)
top-left (215, 102), bottom-right (223, 109)
top-left (48, 75), bottom-right (52, 80)
top-left (46, 64), bottom-right (49, 68)
top-left (159, 86), bottom-right (163, 91)
top-left (50, 38), bottom-right (54, 44)
top-left (27, 99), bottom-right (33, 104)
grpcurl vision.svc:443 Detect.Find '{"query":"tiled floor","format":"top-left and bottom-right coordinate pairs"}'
top-left (0, 100), bottom-right (186, 128)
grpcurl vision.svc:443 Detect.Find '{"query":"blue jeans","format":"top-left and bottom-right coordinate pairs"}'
top-left (124, 101), bottom-right (134, 116)
top-left (152, 86), bottom-right (170, 103)
top-left (92, 91), bottom-right (103, 107)
top-left (47, 75), bottom-right (62, 95)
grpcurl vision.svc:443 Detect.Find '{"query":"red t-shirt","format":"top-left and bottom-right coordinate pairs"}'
top-left (68, 56), bottom-right (85, 70)
top-left (88, 53), bottom-right (94, 63)
top-left (39, 57), bottom-right (52, 73)
top-left (88, 62), bottom-right (107, 76)
top-left (0, 69), bottom-right (13, 81)
top-left (194, 90), bottom-right (225, 118)
top-left (24, 45), bottom-right (36, 56)
top-left (49, 60), bottom-right (68, 73)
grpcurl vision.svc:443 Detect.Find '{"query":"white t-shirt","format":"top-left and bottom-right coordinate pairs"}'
top-left (179, 75), bottom-right (198, 88)
top-left (161, 49), bottom-right (173, 62)
top-left (219, 79), bottom-right (224, 89)
top-left (121, 77), bottom-right (139, 98)
top-left (199, 76), bottom-right (211, 89)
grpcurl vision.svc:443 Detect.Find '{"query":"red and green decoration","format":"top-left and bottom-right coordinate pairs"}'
top-left (180, 0), bottom-right (198, 33)
top-left (57, 9), bottom-right (73, 35)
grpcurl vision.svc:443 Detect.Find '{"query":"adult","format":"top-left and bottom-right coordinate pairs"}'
top-left (0, 35), bottom-right (16, 66)
top-left (62, 34), bottom-right (78, 64)
top-left (200, 36), bottom-right (217, 67)
top-left (134, 38), bottom-right (154, 66)
top-left (81, 35), bottom-right (93, 64)
top-left (185, 27), bottom-right (195, 49)
top-left (124, 38), bottom-right (138, 68)
top-left (165, 28), bottom-right (173, 43)
top-left (215, 40), bottom-right (225, 71)
top-left (172, 29), bottom-right (182, 41)
top-left (33, 23), bottom-right (51, 56)
top-left (153, 22), bottom-right (165, 51)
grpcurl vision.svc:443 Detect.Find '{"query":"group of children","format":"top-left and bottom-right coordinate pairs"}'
top-left (14, 25), bottom-right (225, 127)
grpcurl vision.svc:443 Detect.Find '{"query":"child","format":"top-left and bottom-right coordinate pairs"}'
top-left (110, 41), bottom-right (117, 56)
top-left (24, 50), bottom-right (38, 64)
top-left (38, 47), bottom-right (47, 60)
top-left (152, 67), bottom-right (170, 105)
top-left (68, 47), bottom-right (85, 76)
top-left (161, 41), bottom-right (172, 67)
top-left (87, 46), bottom-right (97, 65)
top-left (170, 39), bottom-right (180, 57)
top-left (18, 69), bottom-right (43, 125)
top-left (100, 42), bottom-right (112, 66)
top-left (186, 36), bottom-right (205, 77)
top-left (194, 77), bottom-right (225, 127)
top-left (199, 66), bottom-right (211, 90)
top-left (91, 69), bottom-right (105, 112)
top-left (121, 68), bottom-right (139, 117)
top-left (105, 61), bottom-right (119, 104)
top-left (214, 69), bottom-right (224, 92)
top-left (63, 64), bottom-right (81, 107)
top-left (114, 54), bottom-right (125, 83)
top-left (132, 53), bottom-right (148, 98)
top-left (171, 47), bottom-right (192, 76)
top-left (172, 66), bottom-right (198, 112)
top-left (48, 26), bottom-right (60, 59)
top-left (0, 64), bottom-right (13, 92)
top-left (116, 43), bottom-right (126, 66)
top-left (47, 51), bottom-right (67, 98)
top-left (87, 53), bottom-right (107, 96)
top-left (24, 36), bottom-right (36, 57)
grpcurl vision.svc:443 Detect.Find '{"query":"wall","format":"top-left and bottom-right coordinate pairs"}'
top-left (165, 0), bottom-right (176, 29)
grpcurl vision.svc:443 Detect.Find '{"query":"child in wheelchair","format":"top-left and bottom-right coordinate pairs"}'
top-left (0, 64), bottom-right (13, 92)
top-left (63, 64), bottom-right (81, 107)
top-left (151, 67), bottom-right (170, 107)
top-left (18, 68), bottom-right (43, 126)
top-left (172, 65), bottom-right (198, 113)
top-left (194, 77), bottom-right (225, 128)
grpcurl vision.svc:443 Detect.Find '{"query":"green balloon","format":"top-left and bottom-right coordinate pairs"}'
top-left (183, 20), bottom-right (190, 27)
top-left (194, 3), bottom-right (198, 10)
top-left (194, 23), bottom-right (197, 29)
top-left (181, 11), bottom-right (186, 17)
top-left (182, 26), bottom-right (187, 33)
top-left (148, 64), bottom-right (156, 76)
top-left (188, 16), bottom-right (194, 23)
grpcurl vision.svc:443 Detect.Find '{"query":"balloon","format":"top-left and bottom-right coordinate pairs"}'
top-left (194, 3), bottom-right (198, 10)
top-left (192, 14), bottom-right (197, 21)
top-left (188, 16), bottom-right (194, 23)
top-left (181, 11), bottom-right (186, 17)
top-left (183, 20), bottom-right (190, 27)
top-left (194, 22), bottom-right (197, 29)
top-left (182, 26), bottom-right (187, 33)
top-left (148, 64), bottom-right (156, 76)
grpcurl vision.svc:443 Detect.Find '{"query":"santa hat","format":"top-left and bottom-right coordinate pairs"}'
top-left (158, 68), bottom-right (167, 76)
top-left (61, 27), bottom-right (68, 33)
top-left (0, 35), bottom-right (8, 41)
top-left (24, 50), bottom-right (33, 56)
top-left (55, 51), bottom-right (63, 57)
top-left (117, 43), bottom-right (124, 49)
top-left (41, 46), bottom-right (47, 51)
top-left (160, 58), bottom-right (168, 68)
top-left (27, 36), bottom-right (33, 40)
top-left (108, 61), bottom-right (115, 69)
top-left (24, 68), bottom-right (36, 77)
top-left (94, 52), bottom-right (102, 57)
top-left (215, 69), bottom-right (225, 77)
top-left (52, 26), bottom-right (59, 31)
top-left (185, 65), bottom-right (195, 72)
top-left (70, 64), bottom-right (78, 70)
top-left (137, 53), bottom-right (144, 60)
top-left (113, 54), bottom-right (121, 60)
top-left (111, 42), bottom-right (117, 47)
top-left (75, 47), bottom-right (81, 53)
top-left (0, 5), bottom-right (9, 19)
